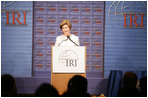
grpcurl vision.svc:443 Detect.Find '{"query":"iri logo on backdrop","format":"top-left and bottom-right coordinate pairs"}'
top-left (108, 1), bottom-right (146, 28)
top-left (58, 50), bottom-right (79, 67)
top-left (2, 1), bottom-right (31, 26)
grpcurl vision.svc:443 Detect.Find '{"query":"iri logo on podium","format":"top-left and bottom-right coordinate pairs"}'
top-left (58, 50), bottom-right (79, 67)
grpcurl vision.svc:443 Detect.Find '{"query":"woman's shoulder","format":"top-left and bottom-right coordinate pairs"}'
top-left (71, 34), bottom-right (79, 39)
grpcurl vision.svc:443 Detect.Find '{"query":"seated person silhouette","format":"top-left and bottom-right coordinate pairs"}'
top-left (139, 77), bottom-right (147, 97)
top-left (118, 71), bottom-right (141, 97)
top-left (1, 74), bottom-right (17, 97)
top-left (62, 75), bottom-right (91, 97)
top-left (35, 83), bottom-right (59, 97)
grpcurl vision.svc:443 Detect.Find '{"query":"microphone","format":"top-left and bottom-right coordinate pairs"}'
top-left (67, 36), bottom-right (79, 46)
top-left (58, 38), bottom-right (68, 46)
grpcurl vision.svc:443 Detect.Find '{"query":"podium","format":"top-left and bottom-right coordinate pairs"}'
top-left (51, 46), bottom-right (86, 95)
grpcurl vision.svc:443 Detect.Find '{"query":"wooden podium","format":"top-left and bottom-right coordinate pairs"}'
top-left (51, 46), bottom-right (86, 95)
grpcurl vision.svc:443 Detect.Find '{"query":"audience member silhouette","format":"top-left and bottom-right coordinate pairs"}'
top-left (35, 83), bottom-right (59, 97)
top-left (62, 75), bottom-right (91, 97)
top-left (139, 77), bottom-right (147, 97)
top-left (118, 71), bottom-right (141, 97)
top-left (1, 74), bottom-right (17, 97)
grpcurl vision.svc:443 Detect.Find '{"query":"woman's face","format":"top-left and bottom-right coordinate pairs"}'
top-left (62, 24), bottom-right (71, 36)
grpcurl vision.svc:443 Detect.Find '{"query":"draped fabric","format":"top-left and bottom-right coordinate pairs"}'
top-left (106, 70), bottom-right (147, 97)
top-left (106, 70), bottom-right (123, 97)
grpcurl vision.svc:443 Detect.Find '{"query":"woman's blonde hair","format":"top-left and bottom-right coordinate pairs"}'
top-left (60, 19), bottom-right (72, 30)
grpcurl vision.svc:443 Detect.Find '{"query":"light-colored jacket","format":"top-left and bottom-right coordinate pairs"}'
top-left (55, 34), bottom-right (80, 46)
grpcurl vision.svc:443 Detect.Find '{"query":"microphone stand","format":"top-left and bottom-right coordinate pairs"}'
top-left (67, 36), bottom-right (79, 46)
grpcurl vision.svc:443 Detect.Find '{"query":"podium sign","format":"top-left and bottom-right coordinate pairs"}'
top-left (52, 46), bottom-right (86, 73)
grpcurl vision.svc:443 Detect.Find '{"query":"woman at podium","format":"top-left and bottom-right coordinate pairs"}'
top-left (55, 19), bottom-right (80, 46)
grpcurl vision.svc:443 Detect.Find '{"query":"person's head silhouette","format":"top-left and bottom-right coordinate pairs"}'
top-left (1, 74), bottom-right (17, 96)
top-left (123, 71), bottom-right (138, 88)
top-left (118, 71), bottom-right (141, 97)
top-left (35, 83), bottom-right (59, 97)
top-left (68, 75), bottom-right (88, 93)
top-left (61, 75), bottom-right (91, 97)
